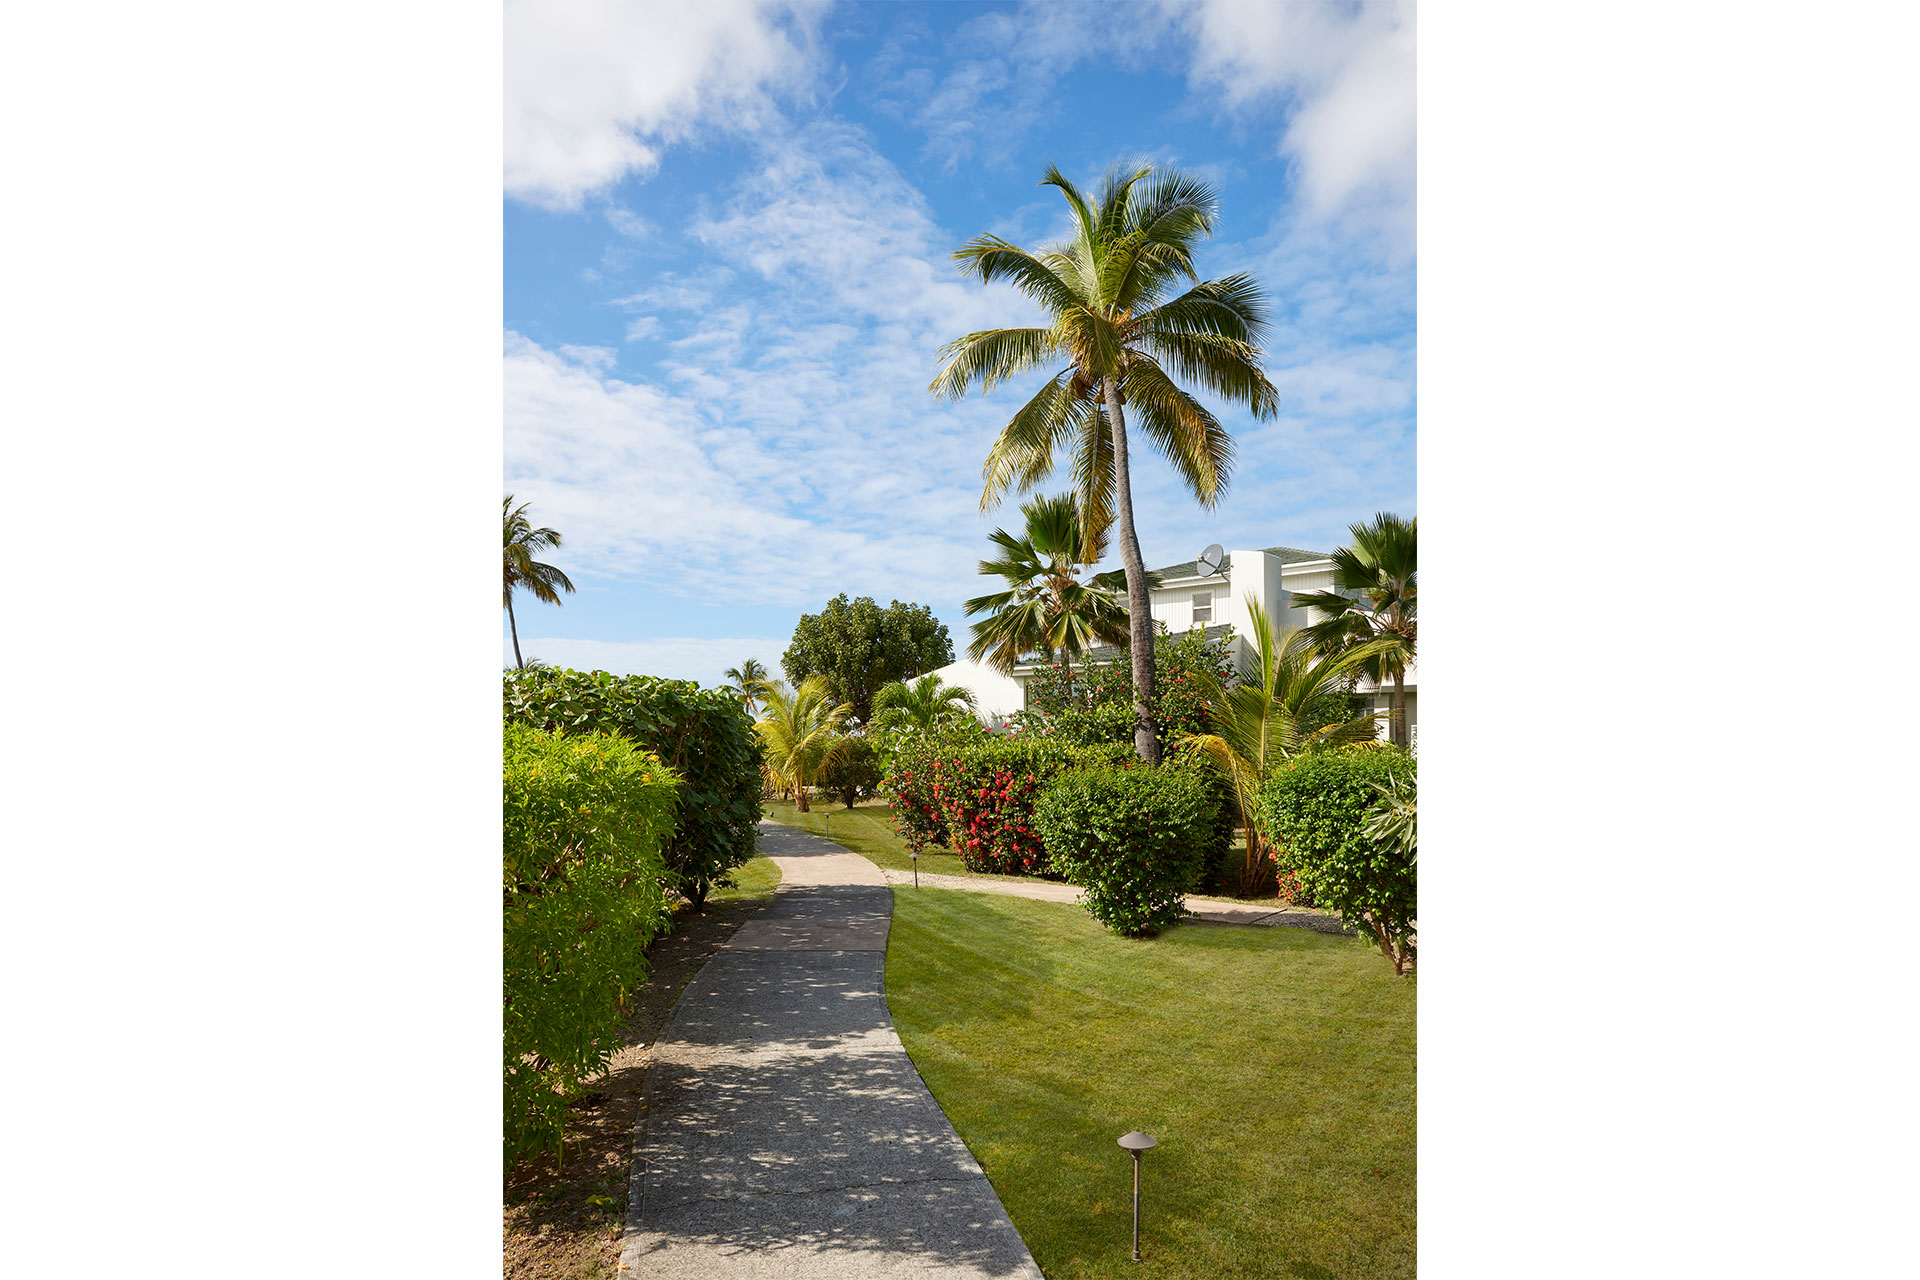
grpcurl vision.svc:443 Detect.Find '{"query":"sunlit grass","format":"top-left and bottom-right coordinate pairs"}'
top-left (886, 889), bottom-right (1415, 1279)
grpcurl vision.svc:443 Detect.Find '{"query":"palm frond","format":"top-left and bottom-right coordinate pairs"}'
top-left (1120, 357), bottom-right (1235, 508)
top-left (929, 326), bottom-right (1062, 399)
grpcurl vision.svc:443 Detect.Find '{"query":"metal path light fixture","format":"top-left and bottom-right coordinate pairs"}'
top-left (911, 848), bottom-right (919, 888)
top-left (1118, 1130), bottom-right (1157, 1262)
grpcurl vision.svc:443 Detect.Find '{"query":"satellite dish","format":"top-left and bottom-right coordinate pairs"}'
top-left (1195, 543), bottom-right (1225, 576)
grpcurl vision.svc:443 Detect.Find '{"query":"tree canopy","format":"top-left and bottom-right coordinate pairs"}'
top-left (782, 594), bottom-right (953, 723)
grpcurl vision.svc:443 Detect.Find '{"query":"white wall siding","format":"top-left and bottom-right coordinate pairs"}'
top-left (925, 658), bottom-right (1028, 721)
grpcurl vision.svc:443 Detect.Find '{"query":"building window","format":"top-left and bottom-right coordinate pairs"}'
top-left (1191, 590), bottom-right (1212, 624)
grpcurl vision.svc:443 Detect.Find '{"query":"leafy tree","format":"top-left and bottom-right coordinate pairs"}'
top-left (503, 495), bottom-right (576, 671)
top-left (871, 673), bottom-right (979, 733)
top-left (755, 676), bottom-right (854, 814)
top-left (782, 595), bottom-right (953, 723)
top-left (1174, 596), bottom-right (1391, 896)
top-left (964, 492), bottom-right (1136, 672)
top-left (724, 658), bottom-right (769, 716)
top-left (1294, 513), bottom-right (1417, 747)
top-left (931, 164), bottom-right (1278, 763)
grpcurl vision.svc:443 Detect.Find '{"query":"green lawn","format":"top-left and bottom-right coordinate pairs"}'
top-left (708, 853), bottom-right (782, 902)
top-left (886, 888), bottom-right (1415, 1279)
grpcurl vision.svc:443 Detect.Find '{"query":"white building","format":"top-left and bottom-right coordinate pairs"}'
top-left (928, 543), bottom-right (1416, 743)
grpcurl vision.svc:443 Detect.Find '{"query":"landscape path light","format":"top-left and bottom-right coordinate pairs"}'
top-left (911, 848), bottom-right (918, 888)
top-left (1118, 1130), bottom-right (1157, 1262)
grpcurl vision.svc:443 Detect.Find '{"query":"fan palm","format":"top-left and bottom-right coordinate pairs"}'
top-left (503, 495), bottom-right (576, 670)
top-left (1175, 596), bottom-right (1393, 894)
top-left (963, 492), bottom-right (1135, 673)
top-left (870, 674), bottom-right (979, 734)
top-left (1293, 513), bottom-right (1417, 747)
top-left (724, 658), bottom-right (769, 716)
top-left (754, 675), bottom-right (854, 814)
top-left (931, 163), bottom-right (1278, 764)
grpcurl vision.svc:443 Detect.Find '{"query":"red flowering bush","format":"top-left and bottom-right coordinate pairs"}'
top-left (881, 731), bottom-right (1129, 875)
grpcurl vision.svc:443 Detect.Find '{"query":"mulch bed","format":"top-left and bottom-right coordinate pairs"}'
top-left (502, 891), bottom-right (775, 1279)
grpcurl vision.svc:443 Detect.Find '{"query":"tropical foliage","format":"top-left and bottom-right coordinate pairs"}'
top-left (963, 492), bottom-right (1133, 672)
top-left (1262, 747), bottom-right (1417, 975)
top-left (870, 673), bottom-right (979, 733)
top-left (723, 658), bottom-right (769, 717)
top-left (1294, 513), bottom-right (1417, 747)
top-left (502, 667), bottom-right (764, 909)
top-left (755, 675), bottom-right (854, 814)
top-left (503, 495), bottom-right (576, 671)
top-left (503, 723), bottom-right (678, 1166)
top-left (782, 594), bottom-right (953, 723)
top-left (1173, 596), bottom-right (1389, 896)
top-left (931, 164), bottom-right (1278, 762)
top-left (1017, 622), bottom-right (1239, 751)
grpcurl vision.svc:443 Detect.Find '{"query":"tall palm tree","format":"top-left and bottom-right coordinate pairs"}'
top-left (1293, 513), bottom-right (1417, 747)
top-left (724, 658), bottom-right (769, 717)
top-left (754, 675), bottom-right (854, 814)
top-left (963, 493), bottom-right (1134, 673)
top-left (503, 495), bottom-right (576, 670)
top-left (931, 164), bottom-right (1278, 764)
top-left (870, 674), bottom-right (979, 734)
top-left (1175, 596), bottom-right (1392, 894)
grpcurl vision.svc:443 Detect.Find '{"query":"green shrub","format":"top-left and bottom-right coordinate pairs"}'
top-left (503, 724), bottom-right (679, 1166)
top-left (880, 729), bottom-right (1132, 875)
top-left (814, 735), bottom-right (882, 808)
top-left (1262, 747), bottom-right (1416, 974)
top-left (1033, 764), bottom-right (1219, 936)
top-left (503, 667), bottom-right (764, 909)
top-left (1020, 624), bottom-right (1240, 749)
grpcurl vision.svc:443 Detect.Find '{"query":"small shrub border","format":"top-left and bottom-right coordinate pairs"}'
top-left (1032, 764), bottom-right (1220, 936)
top-left (1262, 746), bottom-right (1416, 974)
top-left (503, 724), bottom-right (680, 1166)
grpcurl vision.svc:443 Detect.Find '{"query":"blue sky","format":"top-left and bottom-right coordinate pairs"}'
top-left (504, 0), bottom-right (1414, 686)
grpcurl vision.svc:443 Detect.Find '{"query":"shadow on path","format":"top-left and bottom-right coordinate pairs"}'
top-left (620, 822), bottom-right (1043, 1279)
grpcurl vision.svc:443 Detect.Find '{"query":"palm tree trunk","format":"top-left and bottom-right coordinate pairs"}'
top-left (506, 595), bottom-right (524, 669)
top-left (794, 767), bottom-right (809, 813)
top-left (1391, 667), bottom-right (1406, 748)
top-left (1103, 376), bottom-right (1159, 765)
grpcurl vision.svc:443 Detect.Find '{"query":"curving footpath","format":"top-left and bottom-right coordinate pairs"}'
top-left (619, 821), bottom-right (1043, 1280)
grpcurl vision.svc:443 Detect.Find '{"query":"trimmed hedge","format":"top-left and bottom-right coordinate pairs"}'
top-left (1033, 764), bottom-right (1220, 936)
top-left (504, 667), bottom-right (764, 908)
top-left (1262, 747), bottom-right (1417, 974)
top-left (504, 723), bottom-right (679, 1166)
top-left (883, 730), bottom-right (1131, 875)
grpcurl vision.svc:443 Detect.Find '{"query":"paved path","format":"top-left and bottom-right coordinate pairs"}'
top-left (620, 822), bottom-right (1043, 1280)
top-left (876, 868), bottom-right (1352, 933)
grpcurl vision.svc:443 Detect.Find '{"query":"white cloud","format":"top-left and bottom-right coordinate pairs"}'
top-left (623, 315), bottom-right (660, 342)
top-left (504, 0), bottom-right (830, 208)
top-left (506, 634), bottom-right (792, 687)
top-left (1161, 0), bottom-right (1415, 250)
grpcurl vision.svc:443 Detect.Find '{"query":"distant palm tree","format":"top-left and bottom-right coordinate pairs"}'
top-left (1175, 596), bottom-right (1391, 894)
top-left (755, 676), bottom-right (854, 814)
top-left (932, 164), bottom-right (1278, 763)
top-left (725, 658), bottom-right (769, 716)
top-left (1293, 513), bottom-right (1417, 747)
top-left (963, 493), bottom-right (1135, 674)
top-left (503, 496), bottom-right (575, 671)
top-left (871, 674), bottom-right (979, 734)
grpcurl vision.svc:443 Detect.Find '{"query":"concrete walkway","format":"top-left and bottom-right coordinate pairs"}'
top-left (875, 868), bottom-right (1353, 933)
top-left (620, 822), bottom-right (1043, 1280)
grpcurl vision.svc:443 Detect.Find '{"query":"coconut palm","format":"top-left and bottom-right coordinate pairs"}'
top-left (931, 163), bottom-right (1278, 764)
top-left (503, 495), bottom-right (576, 670)
top-left (1293, 513), bottom-right (1417, 747)
top-left (1175, 596), bottom-right (1393, 895)
top-left (724, 658), bottom-right (769, 716)
top-left (870, 674), bottom-right (979, 734)
top-left (754, 675), bottom-right (854, 814)
top-left (963, 493), bottom-right (1136, 673)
